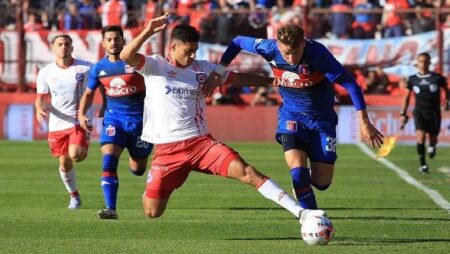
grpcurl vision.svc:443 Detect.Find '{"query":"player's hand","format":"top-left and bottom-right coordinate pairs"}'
top-left (360, 120), bottom-right (384, 149)
top-left (98, 105), bottom-right (106, 118)
top-left (145, 13), bottom-right (169, 34)
top-left (78, 115), bottom-right (93, 133)
top-left (203, 71), bottom-right (223, 97)
top-left (399, 115), bottom-right (409, 129)
top-left (35, 108), bottom-right (47, 123)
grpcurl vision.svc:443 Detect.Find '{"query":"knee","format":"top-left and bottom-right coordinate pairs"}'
top-left (313, 183), bottom-right (331, 191)
top-left (60, 161), bottom-right (73, 171)
top-left (144, 207), bottom-right (163, 218)
top-left (71, 153), bottom-right (86, 162)
top-left (130, 167), bottom-right (146, 176)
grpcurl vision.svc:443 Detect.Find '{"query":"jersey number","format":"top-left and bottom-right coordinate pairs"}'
top-left (325, 137), bottom-right (336, 153)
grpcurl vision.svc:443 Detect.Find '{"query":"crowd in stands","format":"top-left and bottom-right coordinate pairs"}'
top-left (0, 0), bottom-right (448, 104)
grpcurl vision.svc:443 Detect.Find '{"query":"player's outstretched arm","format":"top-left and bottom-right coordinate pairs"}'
top-left (34, 94), bottom-right (48, 123)
top-left (78, 88), bottom-right (95, 133)
top-left (225, 72), bottom-right (276, 87)
top-left (120, 13), bottom-right (169, 67)
top-left (358, 109), bottom-right (384, 148)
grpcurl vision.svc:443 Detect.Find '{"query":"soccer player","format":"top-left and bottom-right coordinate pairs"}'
top-left (35, 34), bottom-right (92, 209)
top-left (78, 26), bottom-right (153, 219)
top-left (400, 52), bottom-right (450, 173)
top-left (204, 25), bottom-right (384, 210)
top-left (119, 14), bottom-right (325, 224)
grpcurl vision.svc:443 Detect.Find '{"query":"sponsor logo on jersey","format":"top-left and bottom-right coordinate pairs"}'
top-left (286, 120), bottom-right (297, 131)
top-left (165, 85), bottom-right (200, 99)
top-left (105, 125), bottom-right (116, 136)
top-left (419, 79), bottom-right (429, 85)
top-left (106, 77), bottom-right (137, 96)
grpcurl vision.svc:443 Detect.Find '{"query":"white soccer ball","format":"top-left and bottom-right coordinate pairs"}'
top-left (301, 216), bottom-right (334, 245)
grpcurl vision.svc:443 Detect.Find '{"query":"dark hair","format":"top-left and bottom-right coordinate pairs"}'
top-left (102, 26), bottom-right (124, 38)
top-left (277, 24), bottom-right (304, 47)
top-left (418, 52), bottom-right (431, 60)
top-left (51, 34), bottom-right (72, 45)
top-left (170, 24), bottom-right (200, 43)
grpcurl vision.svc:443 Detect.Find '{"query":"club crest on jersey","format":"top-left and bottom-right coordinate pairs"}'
top-left (196, 73), bottom-right (207, 84)
top-left (286, 120), bottom-right (297, 131)
top-left (105, 125), bottom-right (116, 136)
top-left (298, 64), bottom-right (310, 75)
top-left (75, 73), bottom-right (84, 82)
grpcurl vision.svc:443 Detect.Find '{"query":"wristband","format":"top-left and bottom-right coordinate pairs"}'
top-left (214, 64), bottom-right (227, 77)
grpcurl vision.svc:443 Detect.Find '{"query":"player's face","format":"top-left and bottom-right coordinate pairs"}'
top-left (417, 55), bottom-right (430, 72)
top-left (171, 40), bottom-right (198, 67)
top-left (102, 31), bottom-right (125, 56)
top-left (278, 40), bottom-right (305, 65)
top-left (52, 37), bottom-right (73, 59)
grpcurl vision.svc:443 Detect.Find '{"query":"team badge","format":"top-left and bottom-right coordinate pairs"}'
top-left (298, 64), bottom-right (310, 75)
top-left (105, 125), bottom-right (116, 136)
top-left (196, 73), bottom-right (207, 84)
top-left (286, 120), bottom-right (297, 131)
top-left (75, 73), bottom-right (84, 82)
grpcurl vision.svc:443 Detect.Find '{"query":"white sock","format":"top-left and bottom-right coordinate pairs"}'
top-left (257, 178), bottom-right (302, 218)
top-left (59, 168), bottom-right (78, 195)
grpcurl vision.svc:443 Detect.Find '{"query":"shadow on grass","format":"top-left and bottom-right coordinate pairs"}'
top-left (225, 237), bottom-right (450, 244)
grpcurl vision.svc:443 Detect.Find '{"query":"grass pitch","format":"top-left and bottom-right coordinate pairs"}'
top-left (0, 141), bottom-right (449, 253)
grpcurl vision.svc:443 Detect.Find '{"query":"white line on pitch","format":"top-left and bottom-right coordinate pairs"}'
top-left (357, 143), bottom-right (450, 214)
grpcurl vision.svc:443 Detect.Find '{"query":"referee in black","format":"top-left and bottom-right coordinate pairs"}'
top-left (400, 52), bottom-right (450, 173)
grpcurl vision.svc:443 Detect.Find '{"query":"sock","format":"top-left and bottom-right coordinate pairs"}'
top-left (59, 168), bottom-right (78, 195)
top-left (427, 145), bottom-right (436, 159)
top-left (102, 154), bottom-right (119, 210)
top-left (290, 167), bottom-right (317, 209)
top-left (417, 143), bottom-right (426, 166)
top-left (257, 178), bottom-right (302, 218)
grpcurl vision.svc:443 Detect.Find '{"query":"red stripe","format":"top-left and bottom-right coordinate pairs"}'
top-left (102, 172), bottom-right (117, 177)
top-left (271, 66), bottom-right (326, 86)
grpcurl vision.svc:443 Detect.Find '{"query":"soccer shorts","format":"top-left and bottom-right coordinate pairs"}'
top-left (145, 135), bottom-right (239, 199)
top-left (100, 117), bottom-right (153, 159)
top-left (47, 125), bottom-right (89, 157)
top-left (413, 110), bottom-right (441, 135)
top-left (276, 115), bottom-right (337, 164)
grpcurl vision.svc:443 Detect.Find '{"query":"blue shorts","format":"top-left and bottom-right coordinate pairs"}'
top-left (100, 117), bottom-right (153, 159)
top-left (276, 113), bottom-right (337, 164)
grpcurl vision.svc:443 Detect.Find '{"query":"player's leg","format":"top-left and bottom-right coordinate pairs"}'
top-left (414, 111), bottom-right (429, 173)
top-left (67, 126), bottom-right (89, 162)
top-left (427, 113), bottom-right (441, 159)
top-left (279, 133), bottom-right (318, 209)
top-left (127, 129), bottom-right (153, 176)
top-left (309, 129), bottom-right (337, 191)
top-left (48, 129), bottom-right (81, 208)
top-left (191, 135), bottom-right (325, 223)
top-left (98, 143), bottom-right (123, 219)
top-left (142, 141), bottom-right (189, 218)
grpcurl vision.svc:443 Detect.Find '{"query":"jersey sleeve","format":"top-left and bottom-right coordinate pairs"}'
top-left (136, 54), bottom-right (158, 77)
top-left (220, 36), bottom-right (275, 64)
top-left (406, 76), bottom-right (413, 90)
top-left (36, 67), bottom-right (49, 94)
top-left (315, 43), bottom-right (345, 83)
top-left (87, 64), bottom-right (99, 91)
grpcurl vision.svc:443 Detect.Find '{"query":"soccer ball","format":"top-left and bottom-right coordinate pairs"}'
top-left (301, 216), bottom-right (334, 245)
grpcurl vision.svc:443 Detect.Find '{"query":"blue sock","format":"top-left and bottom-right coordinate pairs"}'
top-left (290, 167), bottom-right (317, 209)
top-left (101, 154), bottom-right (119, 210)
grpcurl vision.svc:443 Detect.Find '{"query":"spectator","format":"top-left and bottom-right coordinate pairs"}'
top-left (352, 0), bottom-right (376, 39)
top-left (329, 0), bottom-right (352, 39)
top-left (64, 1), bottom-right (83, 30)
top-left (251, 87), bottom-right (278, 106)
top-left (410, 0), bottom-right (435, 34)
top-left (23, 12), bottom-right (44, 31)
top-left (98, 0), bottom-right (128, 27)
top-left (382, 0), bottom-right (409, 38)
top-left (79, 0), bottom-right (100, 29)
top-left (366, 67), bottom-right (389, 94)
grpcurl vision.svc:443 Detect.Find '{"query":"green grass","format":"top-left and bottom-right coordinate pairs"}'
top-left (0, 141), bottom-right (449, 253)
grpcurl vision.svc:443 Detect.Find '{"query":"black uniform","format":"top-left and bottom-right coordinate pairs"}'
top-left (407, 72), bottom-right (447, 135)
